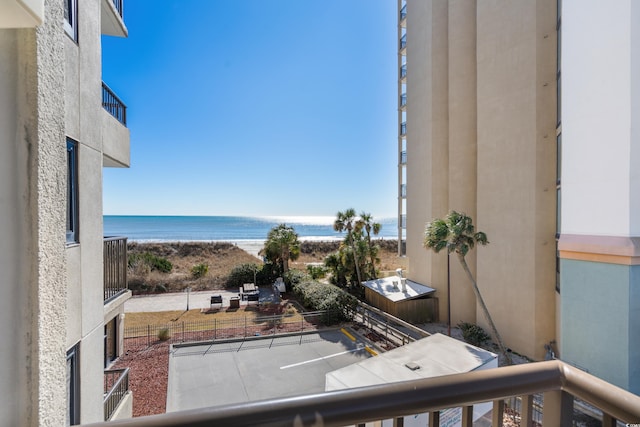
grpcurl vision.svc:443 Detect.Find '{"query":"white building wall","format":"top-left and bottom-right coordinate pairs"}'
top-left (561, 0), bottom-right (637, 236)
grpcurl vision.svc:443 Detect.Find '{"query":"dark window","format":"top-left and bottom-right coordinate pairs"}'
top-left (66, 139), bottom-right (79, 244)
top-left (64, 0), bottom-right (78, 41)
top-left (66, 344), bottom-right (80, 425)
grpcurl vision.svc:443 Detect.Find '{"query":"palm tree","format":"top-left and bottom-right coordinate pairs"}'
top-left (263, 224), bottom-right (300, 273)
top-left (356, 212), bottom-right (382, 279)
top-left (333, 209), bottom-right (362, 285)
top-left (424, 211), bottom-right (513, 365)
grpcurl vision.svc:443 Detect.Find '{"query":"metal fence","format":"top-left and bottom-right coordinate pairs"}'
top-left (123, 310), bottom-right (335, 352)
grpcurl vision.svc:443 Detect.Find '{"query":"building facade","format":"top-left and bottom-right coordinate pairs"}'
top-left (398, 0), bottom-right (639, 394)
top-left (0, 0), bottom-right (133, 424)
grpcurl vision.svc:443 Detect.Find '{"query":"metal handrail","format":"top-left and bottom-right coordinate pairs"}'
top-left (102, 82), bottom-right (127, 126)
top-left (104, 236), bottom-right (127, 303)
top-left (400, 34), bottom-right (407, 50)
top-left (85, 360), bottom-right (640, 426)
top-left (111, 0), bottom-right (123, 18)
top-left (104, 368), bottom-right (129, 421)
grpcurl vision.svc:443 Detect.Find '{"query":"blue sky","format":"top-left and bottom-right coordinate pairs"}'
top-left (102, 0), bottom-right (397, 218)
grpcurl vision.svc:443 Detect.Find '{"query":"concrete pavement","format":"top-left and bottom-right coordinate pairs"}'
top-left (124, 288), bottom-right (279, 313)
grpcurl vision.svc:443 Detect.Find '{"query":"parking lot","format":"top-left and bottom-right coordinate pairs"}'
top-left (166, 329), bottom-right (373, 412)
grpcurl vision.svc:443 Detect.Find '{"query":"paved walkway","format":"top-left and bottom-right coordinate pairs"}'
top-left (125, 288), bottom-right (279, 313)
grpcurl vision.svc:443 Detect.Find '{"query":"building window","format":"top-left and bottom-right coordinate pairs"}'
top-left (104, 317), bottom-right (118, 368)
top-left (66, 344), bottom-right (80, 425)
top-left (66, 139), bottom-right (79, 244)
top-left (64, 0), bottom-right (78, 41)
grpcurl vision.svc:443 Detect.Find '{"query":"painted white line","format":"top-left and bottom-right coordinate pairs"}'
top-left (280, 344), bottom-right (364, 370)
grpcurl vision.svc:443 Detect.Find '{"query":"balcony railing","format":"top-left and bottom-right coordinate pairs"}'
top-left (401, 213), bottom-right (407, 229)
top-left (400, 4), bottom-right (407, 21)
top-left (102, 82), bottom-right (127, 126)
top-left (400, 121), bottom-right (406, 136)
top-left (86, 360), bottom-right (640, 427)
top-left (400, 34), bottom-right (407, 50)
top-left (400, 93), bottom-right (407, 108)
top-left (400, 183), bottom-right (407, 198)
top-left (104, 368), bottom-right (129, 421)
top-left (104, 237), bottom-right (127, 303)
top-left (111, 0), bottom-right (123, 18)
top-left (400, 63), bottom-right (407, 79)
top-left (400, 150), bottom-right (407, 164)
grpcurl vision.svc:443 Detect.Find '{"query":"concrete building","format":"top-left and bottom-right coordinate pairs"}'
top-left (397, 0), bottom-right (639, 394)
top-left (0, 0), bottom-right (133, 424)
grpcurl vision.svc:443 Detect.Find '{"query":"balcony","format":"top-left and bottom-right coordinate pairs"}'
top-left (101, 0), bottom-right (127, 37)
top-left (102, 82), bottom-right (130, 167)
top-left (401, 213), bottom-right (407, 229)
top-left (102, 82), bottom-right (127, 126)
top-left (400, 150), bottom-right (407, 165)
top-left (400, 4), bottom-right (407, 24)
top-left (400, 63), bottom-right (407, 81)
top-left (400, 121), bottom-right (406, 136)
top-left (400, 34), bottom-right (407, 51)
top-left (104, 237), bottom-right (128, 303)
top-left (104, 368), bottom-right (131, 421)
top-left (400, 93), bottom-right (407, 109)
top-left (400, 183), bottom-right (407, 198)
top-left (87, 360), bottom-right (640, 426)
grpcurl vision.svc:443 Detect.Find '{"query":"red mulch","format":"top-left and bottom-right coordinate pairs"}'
top-left (113, 343), bottom-right (170, 417)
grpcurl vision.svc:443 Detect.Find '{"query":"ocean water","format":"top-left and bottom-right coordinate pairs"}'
top-left (103, 215), bottom-right (398, 242)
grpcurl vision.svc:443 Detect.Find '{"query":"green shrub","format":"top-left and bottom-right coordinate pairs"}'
top-left (128, 252), bottom-right (173, 273)
top-left (191, 263), bottom-right (208, 278)
top-left (306, 264), bottom-right (328, 279)
top-left (157, 328), bottom-right (170, 341)
top-left (283, 269), bottom-right (308, 288)
top-left (291, 279), bottom-right (358, 324)
top-left (226, 263), bottom-right (260, 288)
top-left (457, 322), bottom-right (491, 347)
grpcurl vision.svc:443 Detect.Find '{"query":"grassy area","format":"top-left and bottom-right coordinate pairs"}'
top-left (125, 302), bottom-right (301, 329)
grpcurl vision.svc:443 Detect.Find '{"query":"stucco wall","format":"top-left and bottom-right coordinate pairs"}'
top-left (0, 0), bottom-right (69, 424)
top-left (560, 259), bottom-right (637, 393)
top-left (403, 0), bottom-right (557, 360)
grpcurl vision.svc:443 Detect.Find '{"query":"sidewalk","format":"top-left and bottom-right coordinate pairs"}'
top-left (124, 287), bottom-right (278, 313)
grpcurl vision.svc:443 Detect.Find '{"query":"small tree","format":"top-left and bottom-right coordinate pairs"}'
top-left (424, 210), bottom-right (513, 365)
top-left (262, 224), bottom-right (300, 274)
top-left (356, 212), bottom-right (382, 279)
top-left (333, 209), bottom-right (362, 284)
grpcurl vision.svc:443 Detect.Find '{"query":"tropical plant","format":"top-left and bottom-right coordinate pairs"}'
top-left (424, 210), bottom-right (513, 365)
top-left (356, 212), bottom-right (382, 279)
top-left (262, 224), bottom-right (300, 274)
top-left (457, 322), bottom-right (491, 347)
top-left (333, 209), bottom-right (363, 284)
top-left (191, 263), bottom-right (208, 278)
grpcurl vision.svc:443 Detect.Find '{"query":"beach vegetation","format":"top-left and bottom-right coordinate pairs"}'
top-left (457, 322), bottom-right (491, 347)
top-left (306, 264), bottom-right (327, 279)
top-left (356, 212), bottom-right (382, 279)
top-left (283, 269), bottom-right (307, 289)
top-left (424, 210), bottom-right (512, 365)
top-left (290, 279), bottom-right (357, 323)
top-left (226, 263), bottom-right (261, 288)
top-left (191, 263), bottom-right (208, 278)
top-left (157, 327), bottom-right (170, 341)
top-left (128, 252), bottom-right (173, 273)
top-left (262, 224), bottom-right (301, 274)
top-left (326, 209), bottom-right (382, 292)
